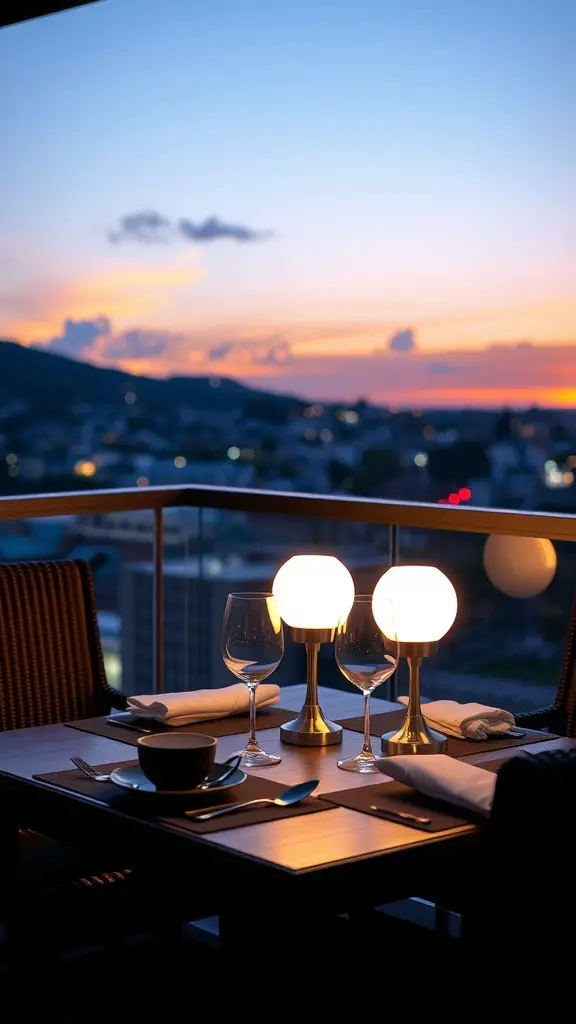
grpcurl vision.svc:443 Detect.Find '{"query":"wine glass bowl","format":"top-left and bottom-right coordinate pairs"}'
top-left (335, 595), bottom-right (397, 773)
top-left (222, 592), bottom-right (284, 768)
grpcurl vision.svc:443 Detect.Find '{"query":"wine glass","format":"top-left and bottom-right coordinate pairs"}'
top-left (222, 592), bottom-right (284, 768)
top-left (335, 595), bottom-right (397, 773)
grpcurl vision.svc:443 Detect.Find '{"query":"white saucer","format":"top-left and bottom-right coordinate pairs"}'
top-left (110, 762), bottom-right (246, 796)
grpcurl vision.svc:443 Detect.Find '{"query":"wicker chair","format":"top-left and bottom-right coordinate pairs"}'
top-left (515, 591), bottom-right (576, 737)
top-left (0, 558), bottom-right (127, 730)
top-left (0, 559), bottom-right (210, 958)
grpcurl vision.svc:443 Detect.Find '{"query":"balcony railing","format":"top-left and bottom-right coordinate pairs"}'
top-left (1, 484), bottom-right (575, 700)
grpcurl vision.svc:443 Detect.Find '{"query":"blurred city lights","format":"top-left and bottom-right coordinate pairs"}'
top-left (124, 391), bottom-right (137, 405)
top-left (448, 493), bottom-right (460, 505)
top-left (74, 460), bottom-right (96, 477)
top-left (227, 446), bottom-right (241, 460)
top-left (174, 456), bottom-right (187, 468)
top-left (6, 453), bottom-right (17, 465)
top-left (8, 466), bottom-right (19, 478)
top-left (414, 452), bottom-right (428, 467)
top-left (458, 487), bottom-right (472, 500)
top-left (338, 409), bottom-right (359, 424)
top-left (136, 476), bottom-right (149, 487)
top-left (319, 428), bottom-right (333, 443)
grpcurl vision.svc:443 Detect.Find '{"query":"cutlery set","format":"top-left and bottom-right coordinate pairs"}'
top-left (70, 753), bottom-right (431, 826)
top-left (71, 753), bottom-right (242, 793)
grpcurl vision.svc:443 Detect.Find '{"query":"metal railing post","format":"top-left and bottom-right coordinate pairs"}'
top-left (389, 523), bottom-right (399, 567)
top-left (198, 507), bottom-right (205, 688)
top-left (388, 523), bottom-right (400, 700)
top-left (153, 507), bottom-right (164, 694)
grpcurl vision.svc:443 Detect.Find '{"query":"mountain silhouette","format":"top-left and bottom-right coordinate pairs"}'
top-left (0, 340), bottom-right (296, 412)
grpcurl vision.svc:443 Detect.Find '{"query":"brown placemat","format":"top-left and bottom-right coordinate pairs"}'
top-left (323, 779), bottom-right (482, 832)
top-left (34, 760), bottom-right (332, 834)
top-left (66, 706), bottom-right (298, 745)
top-left (337, 709), bottom-right (557, 757)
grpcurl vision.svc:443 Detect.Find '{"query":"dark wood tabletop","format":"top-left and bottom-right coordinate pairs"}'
top-left (2, 685), bottom-right (574, 914)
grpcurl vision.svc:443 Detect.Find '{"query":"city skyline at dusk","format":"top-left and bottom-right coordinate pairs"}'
top-left (1, 0), bottom-right (575, 406)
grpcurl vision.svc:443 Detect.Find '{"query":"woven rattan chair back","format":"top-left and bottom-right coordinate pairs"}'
top-left (0, 559), bottom-right (125, 730)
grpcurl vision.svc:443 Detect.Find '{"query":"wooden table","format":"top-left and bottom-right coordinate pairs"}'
top-left (1, 686), bottom-right (573, 927)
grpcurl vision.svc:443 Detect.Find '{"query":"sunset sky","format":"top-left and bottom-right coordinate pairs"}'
top-left (1, 0), bottom-right (575, 406)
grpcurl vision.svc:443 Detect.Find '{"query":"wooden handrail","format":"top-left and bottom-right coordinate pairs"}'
top-left (0, 484), bottom-right (574, 540)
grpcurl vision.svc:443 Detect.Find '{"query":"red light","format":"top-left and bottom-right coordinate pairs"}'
top-left (448, 493), bottom-right (460, 505)
top-left (458, 487), bottom-right (472, 501)
top-left (437, 498), bottom-right (448, 504)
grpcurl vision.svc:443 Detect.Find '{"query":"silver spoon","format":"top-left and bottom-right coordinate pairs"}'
top-left (186, 778), bottom-right (319, 821)
top-left (197, 755), bottom-right (242, 791)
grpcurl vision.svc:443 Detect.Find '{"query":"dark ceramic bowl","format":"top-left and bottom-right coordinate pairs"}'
top-left (137, 732), bottom-right (217, 791)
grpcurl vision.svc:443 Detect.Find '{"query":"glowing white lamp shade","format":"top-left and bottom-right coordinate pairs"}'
top-left (273, 555), bottom-right (355, 630)
top-left (372, 565), bottom-right (457, 643)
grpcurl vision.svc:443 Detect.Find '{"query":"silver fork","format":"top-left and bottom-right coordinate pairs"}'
top-left (70, 755), bottom-right (115, 783)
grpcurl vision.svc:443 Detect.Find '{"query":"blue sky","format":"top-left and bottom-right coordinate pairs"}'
top-left (1, 0), bottom-right (575, 404)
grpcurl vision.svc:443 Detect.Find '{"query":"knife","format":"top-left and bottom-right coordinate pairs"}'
top-left (369, 805), bottom-right (431, 826)
top-left (107, 717), bottom-right (153, 735)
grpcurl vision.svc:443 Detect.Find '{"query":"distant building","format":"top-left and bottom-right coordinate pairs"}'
top-left (119, 557), bottom-right (302, 695)
top-left (119, 553), bottom-right (388, 696)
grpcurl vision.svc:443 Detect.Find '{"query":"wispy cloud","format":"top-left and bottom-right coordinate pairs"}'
top-left (178, 216), bottom-right (270, 244)
top-left (108, 212), bottom-right (172, 244)
top-left (109, 210), bottom-right (272, 246)
top-left (102, 328), bottom-right (170, 360)
top-left (207, 342), bottom-right (235, 361)
top-left (42, 316), bottom-right (111, 357)
top-left (388, 328), bottom-right (416, 352)
top-left (39, 317), bottom-right (172, 361)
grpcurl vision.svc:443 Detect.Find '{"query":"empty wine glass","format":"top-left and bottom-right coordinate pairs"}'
top-left (222, 592), bottom-right (284, 768)
top-left (335, 595), bottom-right (397, 773)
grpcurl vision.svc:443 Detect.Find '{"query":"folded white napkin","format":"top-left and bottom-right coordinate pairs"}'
top-left (127, 683), bottom-right (280, 727)
top-left (397, 697), bottom-right (515, 740)
top-left (379, 754), bottom-right (496, 816)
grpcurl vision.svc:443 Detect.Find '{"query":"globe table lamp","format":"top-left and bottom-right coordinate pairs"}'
top-left (372, 565), bottom-right (457, 755)
top-left (273, 555), bottom-right (355, 746)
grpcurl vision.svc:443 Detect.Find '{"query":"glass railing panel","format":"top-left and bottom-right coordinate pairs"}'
top-left (397, 525), bottom-right (574, 715)
top-left (188, 506), bottom-right (395, 697)
top-left (67, 509), bottom-right (154, 697)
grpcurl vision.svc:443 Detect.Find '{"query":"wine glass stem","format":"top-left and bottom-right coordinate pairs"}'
top-left (362, 691), bottom-right (373, 755)
top-left (246, 683), bottom-right (259, 752)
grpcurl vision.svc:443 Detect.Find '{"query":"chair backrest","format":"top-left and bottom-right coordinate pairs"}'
top-left (554, 591), bottom-right (576, 737)
top-left (463, 749), bottom-right (576, 965)
top-left (0, 559), bottom-right (125, 730)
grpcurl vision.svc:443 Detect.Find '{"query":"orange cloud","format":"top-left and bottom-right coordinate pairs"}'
top-left (4, 256), bottom-right (202, 343)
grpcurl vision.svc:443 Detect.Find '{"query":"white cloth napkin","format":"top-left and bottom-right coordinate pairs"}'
top-left (397, 697), bottom-right (515, 740)
top-left (379, 754), bottom-right (497, 816)
top-left (127, 683), bottom-right (280, 727)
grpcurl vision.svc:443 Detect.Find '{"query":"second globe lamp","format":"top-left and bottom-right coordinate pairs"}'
top-left (372, 565), bottom-right (457, 755)
top-left (273, 555), bottom-right (355, 746)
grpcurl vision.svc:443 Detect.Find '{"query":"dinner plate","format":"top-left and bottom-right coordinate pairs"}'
top-left (110, 761), bottom-right (246, 796)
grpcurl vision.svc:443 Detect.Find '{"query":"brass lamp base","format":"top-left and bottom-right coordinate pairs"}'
top-left (280, 627), bottom-right (343, 747)
top-left (280, 705), bottom-right (343, 746)
top-left (382, 715), bottom-right (447, 755)
top-left (381, 652), bottom-right (447, 755)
